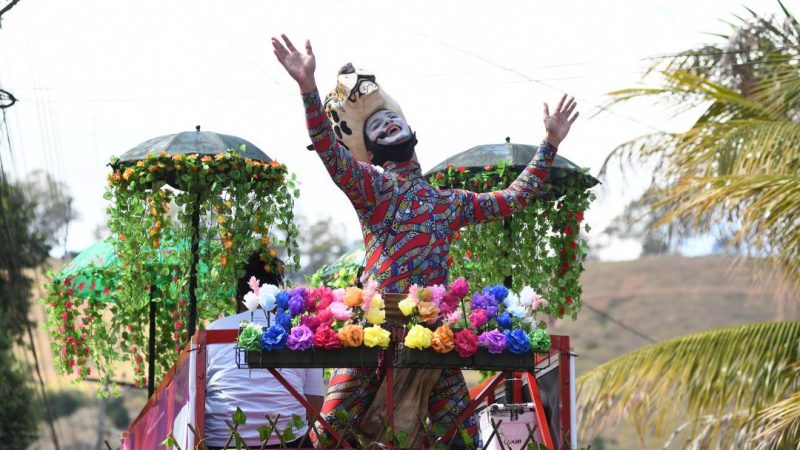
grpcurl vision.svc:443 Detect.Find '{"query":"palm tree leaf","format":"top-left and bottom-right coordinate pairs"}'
top-left (577, 321), bottom-right (800, 446)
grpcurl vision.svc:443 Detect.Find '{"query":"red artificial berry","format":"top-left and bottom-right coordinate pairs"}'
top-left (175, 345), bottom-right (181, 353)
top-left (61, 312), bottom-right (68, 321)
top-left (560, 263), bottom-right (570, 273)
top-left (465, 251), bottom-right (473, 259)
top-left (64, 278), bottom-right (71, 286)
top-left (68, 288), bottom-right (74, 296)
top-left (145, 285), bottom-right (151, 292)
top-left (435, 173), bottom-right (443, 180)
top-left (174, 321), bottom-right (182, 330)
top-left (66, 336), bottom-right (74, 344)
top-left (50, 302), bottom-right (58, 308)
top-left (569, 240), bottom-right (578, 249)
top-left (134, 380), bottom-right (140, 388)
top-left (78, 282), bottom-right (85, 291)
top-left (559, 306), bottom-right (565, 317)
top-left (172, 311), bottom-right (180, 318)
top-left (68, 359), bottom-right (75, 368)
top-left (173, 275), bottom-right (179, 283)
top-left (447, 256), bottom-right (454, 267)
top-left (59, 325), bottom-right (66, 333)
top-left (127, 325), bottom-right (134, 332)
top-left (103, 288), bottom-right (111, 295)
top-left (458, 166), bottom-right (466, 173)
top-left (563, 225), bottom-right (574, 236)
top-left (65, 301), bottom-right (73, 310)
top-left (87, 316), bottom-right (94, 323)
top-left (172, 332), bottom-right (179, 341)
top-left (61, 347), bottom-right (68, 357)
top-left (179, 299), bottom-right (186, 307)
top-left (89, 283), bottom-right (96, 290)
top-left (484, 164), bottom-right (493, 171)
top-left (576, 211), bottom-right (584, 222)
top-left (134, 366), bottom-right (140, 373)
top-left (130, 346), bottom-right (137, 353)
top-left (135, 355), bottom-right (142, 364)
top-left (565, 296), bottom-right (572, 304)
top-left (485, 180), bottom-right (493, 187)
top-left (84, 347), bottom-right (90, 355)
top-left (455, 231), bottom-right (461, 240)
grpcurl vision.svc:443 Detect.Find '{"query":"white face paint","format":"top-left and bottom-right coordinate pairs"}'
top-left (365, 109), bottom-right (413, 146)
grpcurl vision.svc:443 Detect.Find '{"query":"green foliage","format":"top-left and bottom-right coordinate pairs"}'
top-left (47, 389), bottom-right (87, 420)
top-left (0, 336), bottom-right (39, 449)
top-left (44, 149), bottom-right (300, 388)
top-left (429, 162), bottom-right (595, 320)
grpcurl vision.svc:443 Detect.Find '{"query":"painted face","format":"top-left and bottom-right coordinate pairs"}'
top-left (365, 109), bottom-right (413, 146)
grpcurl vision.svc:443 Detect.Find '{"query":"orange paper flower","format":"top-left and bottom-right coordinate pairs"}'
top-left (338, 324), bottom-right (364, 347)
top-left (418, 301), bottom-right (440, 324)
top-left (431, 326), bottom-right (454, 354)
top-left (343, 287), bottom-right (364, 308)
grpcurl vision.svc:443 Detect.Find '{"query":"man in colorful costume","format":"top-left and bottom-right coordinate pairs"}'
top-left (272, 34), bottom-right (578, 447)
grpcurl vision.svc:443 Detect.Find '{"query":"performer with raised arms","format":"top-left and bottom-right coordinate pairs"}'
top-left (272, 33), bottom-right (578, 447)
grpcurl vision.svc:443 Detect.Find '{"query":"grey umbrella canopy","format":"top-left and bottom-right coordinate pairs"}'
top-left (117, 126), bottom-right (272, 163)
top-left (424, 139), bottom-right (599, 200)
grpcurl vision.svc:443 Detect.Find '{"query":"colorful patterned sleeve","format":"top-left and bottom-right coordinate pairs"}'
top-left (455, 141), bottom-right (557, 226)
top-left (302, 90), bottom-right (383, 210)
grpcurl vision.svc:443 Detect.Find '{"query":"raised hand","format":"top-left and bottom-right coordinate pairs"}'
top-left (543, 94), bottom-right (579, 147)
top-left (272, 34), bottom-right (317, 92)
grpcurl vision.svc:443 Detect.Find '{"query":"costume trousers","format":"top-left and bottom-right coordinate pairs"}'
top-left (315, 367), bottom-right (479, 447)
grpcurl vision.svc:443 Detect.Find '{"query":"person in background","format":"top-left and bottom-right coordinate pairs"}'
top-left (204, 252), bottom-right (325, 449)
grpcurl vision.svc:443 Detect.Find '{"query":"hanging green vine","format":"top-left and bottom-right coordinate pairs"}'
top-left (44, 147), bottom-right (299, 389)
top-left (429, 162), bottom-right (595, 323)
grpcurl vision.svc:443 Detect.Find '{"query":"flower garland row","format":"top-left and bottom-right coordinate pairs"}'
top-left (237, 277), bottom-right (552, 358)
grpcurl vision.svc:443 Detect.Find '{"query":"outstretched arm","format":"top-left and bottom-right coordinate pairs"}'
top-left (272, 34), bottom-right (382, 210)
top-left (457, 95), bottom-right (579, 226)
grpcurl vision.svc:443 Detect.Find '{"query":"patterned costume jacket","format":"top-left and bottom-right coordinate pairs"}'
top-left (304, 90), bottom-right (557, 294)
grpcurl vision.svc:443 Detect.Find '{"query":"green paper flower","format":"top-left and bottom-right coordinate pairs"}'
top-left (238, 323), bottom-right (263, 351)
top-left (528, 328), bottom-right (551, 353)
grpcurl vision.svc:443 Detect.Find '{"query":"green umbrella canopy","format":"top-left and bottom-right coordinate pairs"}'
top-left (54, 238), bottom-right (212, 302)
top-left (307, 246), bottom-right (366, 289)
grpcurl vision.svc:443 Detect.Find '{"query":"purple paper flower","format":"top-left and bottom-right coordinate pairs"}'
top-left (479, 329), bottom-right (506, 354)
top-left (286, 325), bottom-right (314, 351)
top-left (472, 292), bottom-right (500, 318)
top-left (260, 325), bottom-right (287, 351)
top-left (288, 293), bottom-right (306, 317)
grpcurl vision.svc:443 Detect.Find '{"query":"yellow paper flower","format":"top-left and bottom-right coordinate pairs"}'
top-left (404, 324), bottom-right (433, 350)
top-left (398, 297), bottom-right (416, 316)
top-left (363, 325), bottom-right (391, 348)
top-left (370, 294), bottom-right (385, 310)
top-left (365, 307), bottom-right (385, 325)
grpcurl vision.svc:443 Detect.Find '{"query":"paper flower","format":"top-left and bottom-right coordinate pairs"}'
top-left (275, 291), bottom-right (290, 311)
top-left (478, 329), bottom-right (506, 354)
top-left (503, 292), bottom-right (520, 308)
top-left (428, 284), bottom-right (447, 305)
top-left (454, 329), bottom-right (479, 357)
top-left (362, 280), bottom-right (379, 312)
top-left (288, 294), bottom-right (306, 317)
top-left (343, 287), bottom-right (364, 308)
top-left (528, 328), bottom-right (551, 353)
top-left (439, 293), bottom-right (460, 315)
top-left (332, 288), bottom-right (346, 303)
top-left (365, 306), bottom-right (385, 325)
top-left (316, 309), bottom-right (334, 326)
top-left (404, 324), bottom-right (433, 349)
top-left (242, 292), bottom-right (259, 312)
top-left (506, 304), bottom-right (527, 319)
top-left (337, 324), bottom-right (365, 347)
top-left (237, 323), bottom-right (262, 350)
top-left (364, 325), bottom-right (391, 348)
top-left (483, 285), bottom-right (509, 302)
top-left (313, 324), bottom-right (341, 349)
top-left (260, 325), bottom-right (287, 351)
top-left (471, 292), bottom-right (499, 318)
top-left (519, 286), bottom-right (542, 309)
top-left (258, 284), bottom-right (280, 311)
top-left (431, 326), bottom-right (454, 354)
top-left (300, 315), bottom-right (321, 332)
top-left (329, 302), bottom-right (353, 321)
top-left (370, 294), bottom-right (385, 310)
top-left (496, 312), bottom-right (512, 329)
top-left (398, 297), bottom-right (417, 316)
top-left (418, 301), bottom-right (440, 325)
top-left (504, 329), bottom-right (531, 354)
top-left (275, 311), bottom-right (292, 330)
top-left (448, 277), bottom-right (469, 299)
top-left (445, 309), bottom-right (463, 327)
top-left (469, 309), bottom-right (489, 329)
top-left (286, 325), bottom-right (314, 351)
top-left (247, 276), bottom-right (261, 295)
top-left (309, 286), bottom-right (334, 311)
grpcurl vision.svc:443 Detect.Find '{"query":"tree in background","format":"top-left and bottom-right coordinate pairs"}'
top-left (292, 215), bottom-right (350, 284)
top-left (0, 171), bottom-right (75, 448)
top-left (601, 2), bottom-right (800, 292)
top-left (583, 4), bottom-right (800, 448)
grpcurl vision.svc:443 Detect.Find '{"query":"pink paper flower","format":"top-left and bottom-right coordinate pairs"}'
top-left (449, 277), bottom-right (469, 299)
top-left (247, 276), bottom-right (261, 295)
top-left (329, 302), bottom-right (352, 321)
top-left (469, 309), bottom-right (489, 329)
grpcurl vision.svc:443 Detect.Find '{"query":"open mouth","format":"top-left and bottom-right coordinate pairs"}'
top-left (386, 124), bottom-right (401, 136)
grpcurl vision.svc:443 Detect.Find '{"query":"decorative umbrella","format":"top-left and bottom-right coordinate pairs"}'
top-left (424, 137), bottom-right (599, 200)
top-left (112, 126), bottom-right (273, 340)
top-left (307, 246), bottom-right (367, 289)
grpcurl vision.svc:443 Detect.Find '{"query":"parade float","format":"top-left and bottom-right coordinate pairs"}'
top-left (46, 133), bottom-right (597, 449)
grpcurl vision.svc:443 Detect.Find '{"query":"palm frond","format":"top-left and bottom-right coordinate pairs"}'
top-left (577, 321), bottom-right (800, 446)
top-left (754, 390), bottom-right (800, 450)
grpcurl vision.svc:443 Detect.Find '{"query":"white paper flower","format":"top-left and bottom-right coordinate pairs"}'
top-left (519, 286), bottom-right (542, 309)
top-left (242, 292), bottom-right (259, 312)
top-left (506, 304), bottom-right (527, 319)
top-left (258, 283), bottom-right (280, 311)
top-left (503, 292), bottom-right (520, 308)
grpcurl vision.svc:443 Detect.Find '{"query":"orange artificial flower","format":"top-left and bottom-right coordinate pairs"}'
top-left (201, 155), bottom-right (212, 162)
top-left (338, 324), bottom-right (364, 347)
top-left (172, 154), bottom-right (183, 161)
top-left (136, 161), bottom-right (145, 168)
top-left (431, 326), bottom-right (454, 354)
top-left (418, 301), bottom-right (440, 324)
top-left (343, 287), bottom-right (364, 308)
top-left (122, 168), bottom-right (135, 181)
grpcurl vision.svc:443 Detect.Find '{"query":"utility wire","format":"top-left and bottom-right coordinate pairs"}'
top-left (582, 302), bottom-right (656, 344)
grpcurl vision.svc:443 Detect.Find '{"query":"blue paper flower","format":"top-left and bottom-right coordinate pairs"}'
top-left (260, 325), bottom-right (287, 351)
top-left (496, 312), bottom-right (512, 329)
top-left (484, 285), bottom-right (509, 302)
top-left (275, 311), bottom-right (292, 331)
top-left (275, 291), bottom-right (290, 311)
top-left (504, 329), bottom-right (531, 354)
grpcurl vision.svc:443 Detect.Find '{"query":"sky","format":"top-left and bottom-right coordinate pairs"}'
top-left (0, 0), bottom-right (788, 261)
